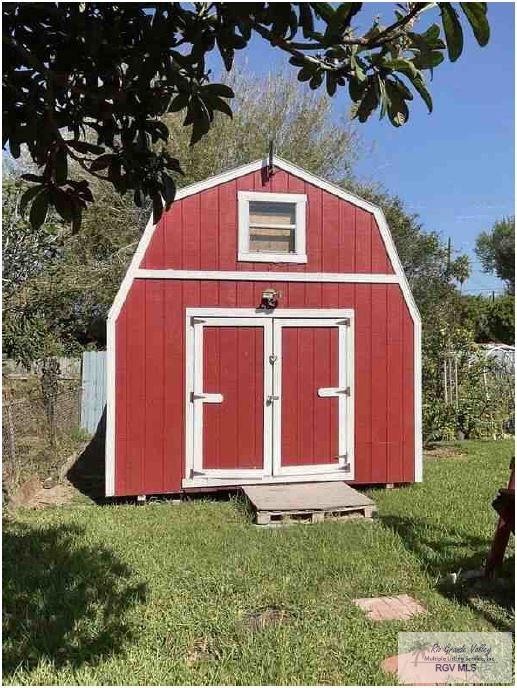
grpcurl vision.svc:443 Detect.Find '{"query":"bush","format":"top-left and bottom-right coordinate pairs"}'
top-left (423, 349), bottom-right (514, 443)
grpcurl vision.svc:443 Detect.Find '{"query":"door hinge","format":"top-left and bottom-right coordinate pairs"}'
top-left (338, 317), bottom-right (350, 326)
top-left (269, 354), bottom-right (278, 365)
top-left (336, 454), bottom-right (351, 472)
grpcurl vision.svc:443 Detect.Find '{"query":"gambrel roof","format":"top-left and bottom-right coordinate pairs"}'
top-left (109, 156), bottom-right (420, 327)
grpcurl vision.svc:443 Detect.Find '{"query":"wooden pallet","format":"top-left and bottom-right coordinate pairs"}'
top-left (243, 482), bottom-right (376, 527)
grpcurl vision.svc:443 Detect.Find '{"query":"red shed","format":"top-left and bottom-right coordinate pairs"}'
top-left (106, 157), bottom-right (422, 497)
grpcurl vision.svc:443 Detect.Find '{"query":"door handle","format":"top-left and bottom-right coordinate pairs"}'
top-left (318, 387), bottom-right (350, 398)
top-left (266, 394), bottom-right (280, 404)
top-left (191, 392), bottom-right (224, 403)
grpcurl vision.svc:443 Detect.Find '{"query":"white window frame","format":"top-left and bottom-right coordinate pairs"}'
top-left (238, 191), bottom-right (307, 263)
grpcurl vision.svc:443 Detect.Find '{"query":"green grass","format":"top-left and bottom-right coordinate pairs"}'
top-left (3, 440), bottom-right (514, 685)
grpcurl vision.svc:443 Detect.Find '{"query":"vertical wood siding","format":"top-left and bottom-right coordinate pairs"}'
top-left (140, 167), bottom-right (394, 274)
top-left (203, 326), bottom-right (264, 470)
top-left (281, 327), bottom-right (339, 466)
top-left (114, 280), bottom-right (414, 495)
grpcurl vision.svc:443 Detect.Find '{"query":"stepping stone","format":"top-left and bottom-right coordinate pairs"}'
top-left (353, 594), bottom-right (426, 621)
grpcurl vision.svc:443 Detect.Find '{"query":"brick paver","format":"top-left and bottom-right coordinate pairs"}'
top-left (353, 594), bottom-right (426, 621)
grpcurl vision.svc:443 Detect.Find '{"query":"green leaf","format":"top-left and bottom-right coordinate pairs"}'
top-left (309, 71), bottom-right (323, 90)
top-left (162, 173), bottom-right (176, 208)
top-left (169, 93), bottom-right (189, 112)
top-left (67, 139), bottom-right (105, 155)
top-left (326, 72), bottom-right (337, 97)
top-left (440, 3), bottom-right (464, 62)
top-left (390, 76), bottom-right (413, 102)
top-left (423, 23), bottom-right (442, 41)
top-left (150, 120), bottom-right (170, 142)
top-left (355, 80), bottom-right (379, 123)
top-left (19, 185), bottom-right (43, 216)
top-left (349, 76), bottom-right (367, 103)
top-left (29, 188), bottom-right (49, 229)
top-left (51, 187), bottom-right (74, 222)
top-left (298, 3), bottom-right (314, 38)
top-left (9, 139), bottom-right (21, 158)
top-left (382, 57), bottom-right (419, 78)
top-left (152, 194), bottom-right (163, 224)
top-left (289, 55), bottom-right (307, 68)
top-left (202, 83), bottom-right (234, 99)
top-left (90, 153), bottom-right (113, 172)
top-left (71, 205), bottom-right (82, 234)
top-left (350, 54), bottom-right (366, 82)
top-left (460, 2), bottom-right (490, 46)
top-left (334, 2), bottom-right (361, 27)
top-left (297, 65), bottom-right (313, 82)
top-left (385, 81), bottom-right (409, 127)
top-left (54, 146), bottom-right (68, 185)
top-left (21, 173), bottom-right (44, 183)
top-left (311, 2), bottom-right (335, 23)
top-left (411, 76), bottom-right (433, 113)
top-left (412, 51), bottom-right (445, 70)
top-left (210, 96), bottom-right (233, 118)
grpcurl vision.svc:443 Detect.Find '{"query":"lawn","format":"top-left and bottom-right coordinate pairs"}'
top-left (3, 440), bottom-right (514, 685)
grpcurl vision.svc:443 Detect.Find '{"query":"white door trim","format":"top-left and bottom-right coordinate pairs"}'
top-left (186, 307), bottom-right (352, 318)
top-left (271, 316), bottom-right (354, 479)
top-left (183, 307), bottom-right (354, 488)
top-left (185, 314), bottom-right (273, 482)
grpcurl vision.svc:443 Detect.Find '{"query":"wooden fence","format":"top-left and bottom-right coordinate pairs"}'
top-left (80, 351), bottom-right (107, 435)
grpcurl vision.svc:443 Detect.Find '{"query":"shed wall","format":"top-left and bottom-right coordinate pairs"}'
top-left (140, 168), bottom-right (394, 274)
top-left (114, 279), bottom-right (414, 496)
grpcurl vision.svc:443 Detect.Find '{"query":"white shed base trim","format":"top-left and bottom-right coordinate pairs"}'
top-left (182, 472), bottom-right (354, 489)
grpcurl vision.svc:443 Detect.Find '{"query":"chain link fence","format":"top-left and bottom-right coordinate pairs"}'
top-left (3, 367), bottom-right (83, 496)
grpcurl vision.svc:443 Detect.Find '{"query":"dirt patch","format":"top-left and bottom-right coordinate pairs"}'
top-left (27, 482), bottom-right (79, 508)
top-left (8, 476), bottom-right (42, 508)
top-left (185, 638), bottom-right (215, 665)
top-left (424, 445), bottom-right (467, 460)
top-left (7, 479), bottom-right (82, 510)
top-left (241, 607), bottom-right (290, 632)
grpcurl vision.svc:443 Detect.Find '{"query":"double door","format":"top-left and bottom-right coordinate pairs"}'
top-left (184, 309), bottom-right (354, 487)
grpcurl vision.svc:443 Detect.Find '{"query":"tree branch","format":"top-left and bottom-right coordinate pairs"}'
top-left (368, 3), bottom-right (434, 47)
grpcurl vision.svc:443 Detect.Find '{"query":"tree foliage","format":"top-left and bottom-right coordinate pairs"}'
top-left (163, 69), bottom-right (359, 187)
top-left (475, 216), bottom-right (515, 293)
top-left (460, 294), bottom-right (515, 345)
top-left (2, 68), bottom-right (356, 360)
top-left (2, 177), bottom-right (63, 296)
top-left (3, 2), bottom-right (490, 229)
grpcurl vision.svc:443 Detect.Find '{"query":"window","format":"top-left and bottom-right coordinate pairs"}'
top-left (238, 191), bottom-right (307, 263)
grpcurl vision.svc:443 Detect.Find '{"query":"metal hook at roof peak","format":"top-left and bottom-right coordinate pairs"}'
top-left (267, 140), bottom-right (275, 179)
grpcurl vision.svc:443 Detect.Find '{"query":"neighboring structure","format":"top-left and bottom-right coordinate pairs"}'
top-left (106, 157), bottom-right (422, 497)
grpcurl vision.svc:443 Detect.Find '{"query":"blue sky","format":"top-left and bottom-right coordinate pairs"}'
top-left (213, 2), bottom-right (515, 294)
